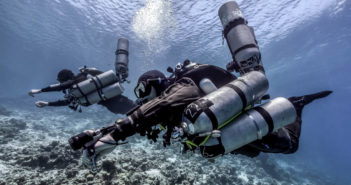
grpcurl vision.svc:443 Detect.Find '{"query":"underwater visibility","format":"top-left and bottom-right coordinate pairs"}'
top-left (0, 0), bottom-right (350, 184)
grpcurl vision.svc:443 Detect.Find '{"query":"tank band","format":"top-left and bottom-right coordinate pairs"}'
top-left (253, 106), bottom-right (274, 133)
top-left (91, 78), bottom-right (104, 101)
top-left (233, 43), bottom-right (258, 56)
top-left (95, 77), bottom-right (105, 100)
top-left (116, 62), bottom-right (127, 67)
top-left (95, 76), bottom-right (104, 88)
top-left (75, 84), bottom-right (84, 97)
top-left (91, 78), bottom-right (99, 89)
top-left (198, 99), bottom-right (218, 129)
top-left (76, 84), bottom-right (91, 105)
top-left (204, 108), bottom-right (218, 129)
top-left (248, 113), bottom-right (263, 140)
top-left (222, 18), bottom-right (246, 39)
top-left (224, 84), bottom-right (247, 109)
top-left (115, 49), bottom-right (129, 56)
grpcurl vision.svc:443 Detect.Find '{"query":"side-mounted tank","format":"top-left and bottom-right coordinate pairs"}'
top-left (70, 70), bottom-right (118, 98)
top-left (219, 1), bottom-right (263, 75)
top-left (115, 38), bottom-right (129, 82)
top-left (202, 97), bottom-right (297, 154)
top-left (69, 70), bottom-right (124, 106)
top-left (182, 71), bottom-right (268, 135)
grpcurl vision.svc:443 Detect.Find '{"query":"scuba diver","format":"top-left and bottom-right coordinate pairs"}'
top-left (70, 61), bottom-right (331, 170)
top-left (29, 38), bottom-right (136, 114)
top-left (67, 1), bottom-right (333, 170)
top-left (28, 67), bottom-right (135, 114)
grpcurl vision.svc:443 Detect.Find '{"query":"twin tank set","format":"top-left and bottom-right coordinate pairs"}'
top-left (69, 38), bottom-right (129, 106)
top-left (181, 1), bottom-right (297, 154)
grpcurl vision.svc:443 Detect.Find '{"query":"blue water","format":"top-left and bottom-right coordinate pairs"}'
top-left (1, 0), bottom-right (350, 184)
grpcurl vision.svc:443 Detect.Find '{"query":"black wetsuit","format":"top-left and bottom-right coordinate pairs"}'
top-left (111, 63), bottom-right (309, 158)
top-left (41, 72), bottom-right (92, 106)
top-left (40, 69), bottom-right (135, 114)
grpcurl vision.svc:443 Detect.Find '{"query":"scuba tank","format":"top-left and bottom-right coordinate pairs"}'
top-left (115, 38), bottom-right (129, 82)
top-left (202, 97), bottom-right (297, 154)
top-left (182, 71), bottom-right (268, 135)
top-left (70, 70), bottom-right (118, 98)
top-left (218, 1), bottom-right (264, 75)
top-left (78, 82), bottom-right (124, 105)
top-left (69, 70), bottom-right (124, 106)
top-left (199, 78), bottom-right (218, 94)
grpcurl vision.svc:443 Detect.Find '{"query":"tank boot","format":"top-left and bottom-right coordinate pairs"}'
top-left (288, 90), bottom-right (333, 116)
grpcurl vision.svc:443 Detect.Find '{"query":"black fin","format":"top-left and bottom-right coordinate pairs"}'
top-left (289, 90), bottom-right (333, 116)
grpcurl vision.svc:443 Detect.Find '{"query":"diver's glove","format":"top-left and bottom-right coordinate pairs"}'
top-left (29, 89), bottom-right (42, 97)
top-left (82, 133), bottom-right (119, 173)
top-left (35, 101), bottom-right (49, 108)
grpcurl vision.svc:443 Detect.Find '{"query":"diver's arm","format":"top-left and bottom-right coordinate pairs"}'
top-left (98, 95), bottom-right (137, 114)
top-left (35, 99), bottom-right (70, 108)
top-left (40, 80), bottom-right (75, 92)
top-left (47, 99), bottom-right (71, 106)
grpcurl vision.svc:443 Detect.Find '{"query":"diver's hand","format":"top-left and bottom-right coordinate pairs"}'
top-left (82, 134), bottom-right (117, 172)
top-left (35, 101), bottom-right (49, 108)
top-left (28, 89), bottom-right (42, 97)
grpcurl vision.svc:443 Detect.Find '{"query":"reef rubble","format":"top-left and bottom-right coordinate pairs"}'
top-left (0, 102), bottom-right (333, 185)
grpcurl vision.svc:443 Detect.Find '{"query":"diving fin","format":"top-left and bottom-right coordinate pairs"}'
top-left (288, 90), bottom-right (333, 116)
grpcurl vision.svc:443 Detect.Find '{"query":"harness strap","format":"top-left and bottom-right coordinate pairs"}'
top-left (253, 106), bottom-right (274, 133)
top-left (76, 84), bottom-right (90, 105)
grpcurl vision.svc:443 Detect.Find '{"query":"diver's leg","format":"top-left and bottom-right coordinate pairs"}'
top-left (288, 90), bottom-right (332, 116)
top-left (98, 95), bottom-right (136, 114)
top-left (282, 90), bottom-right (333, 153)
top-left (248, 91), bottom-right (332, 154)
top-left (282, 116), bottom-right (302, 153)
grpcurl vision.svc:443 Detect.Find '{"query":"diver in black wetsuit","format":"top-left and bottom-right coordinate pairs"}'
top-left (29, 67), bottom-right (135, 114)
top-left (68, 61), bottom-right (332, 170)
top-left (231, 91), bottom-right (332, 157)
top-left (68, 1), bottom-right (333, 170)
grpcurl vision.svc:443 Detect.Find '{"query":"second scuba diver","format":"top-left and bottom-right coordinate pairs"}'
top-left (28, 38), bottom-right (136, 114)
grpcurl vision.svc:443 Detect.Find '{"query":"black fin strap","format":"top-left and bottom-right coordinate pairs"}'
top-left (253, 106), bottom-right (274, 133)
top-left (224, 84), bottom-right (247, 110)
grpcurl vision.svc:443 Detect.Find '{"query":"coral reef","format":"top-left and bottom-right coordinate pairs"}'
top-left (0, 105), bottom-right (11, 116)
top-left (0, 102), bottom-right (334, 185)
